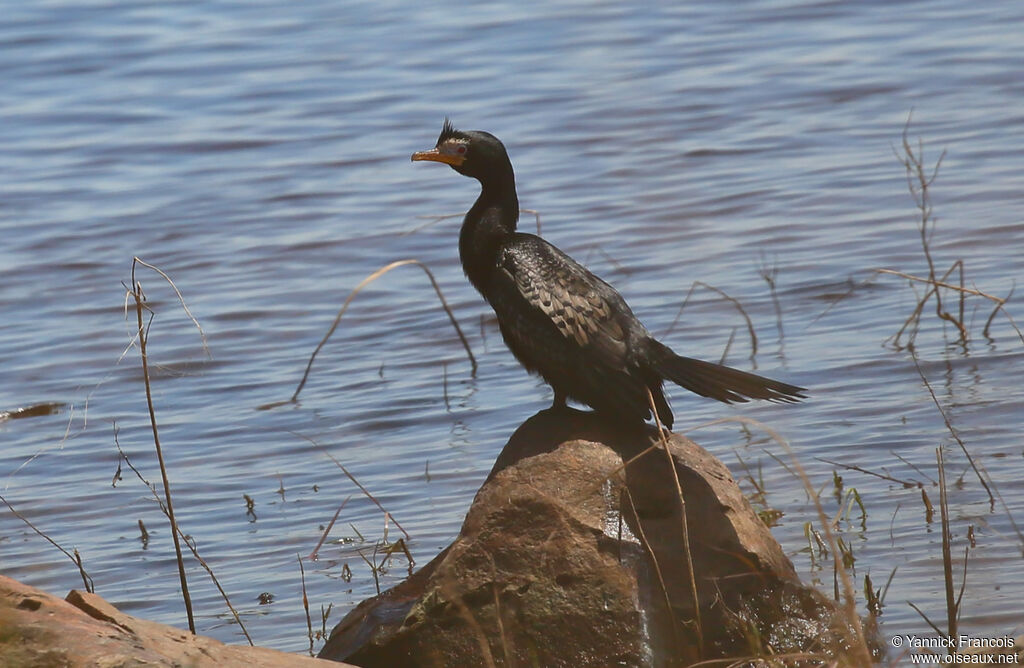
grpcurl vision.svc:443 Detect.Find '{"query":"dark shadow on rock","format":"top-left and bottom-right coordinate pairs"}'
top-left (319, 407), bottom-right (866, 667)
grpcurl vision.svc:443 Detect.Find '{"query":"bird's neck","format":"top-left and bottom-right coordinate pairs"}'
top-left (459, 171), bottom-right (518, 293)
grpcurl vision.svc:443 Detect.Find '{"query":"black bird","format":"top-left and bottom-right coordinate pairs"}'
top-left (412, 120), bottom-right (804, 429)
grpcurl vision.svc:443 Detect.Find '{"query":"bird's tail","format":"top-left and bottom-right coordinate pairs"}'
top-left (646, 339), bottom-right (806, 404)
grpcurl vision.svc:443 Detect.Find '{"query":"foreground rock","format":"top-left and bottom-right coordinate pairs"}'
top-left (320, 408), bottom-right (864, 667)
top-left (0, 574), bottom-right (346, 667)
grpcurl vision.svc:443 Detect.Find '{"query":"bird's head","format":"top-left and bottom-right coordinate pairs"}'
top-left (411, 119), bottom-right (511, 182)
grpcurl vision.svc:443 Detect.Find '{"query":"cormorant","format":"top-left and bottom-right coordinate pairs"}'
top-left (412, 120), bottom-right (804, 429)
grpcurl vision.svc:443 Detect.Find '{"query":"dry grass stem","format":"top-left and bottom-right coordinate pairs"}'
top-left (298, 553), bottom-right (314, 656)
top-left (114, 426), bottom-right (252, 645)
top-left (921, 488), bottom-right (934, 524)
top-left (719, 327), bottom-right (737, 364)
top-left (689, 652), bottom-right (840, 667)
top-left (982, 283), bottom-right (1016, 339)
top-left (285, 259), bottom-right (476, 406)
top-left (679, 416), bottom-right (791, 451)
top-left (484, 555), bottom-right (513, 666)
top-left (678, 415), bottom-right (812, 499)
top-left (891, 113), bottom-right (958, 344)
top-left (909, 348), bottom-right (993, 508)
top-left (408, 208), bottom-right (542, 236)
top-left (822, 119), bottom-right (1022, 350)
top-left (743, 420), bottom-right (871, 663)
top-left (876, 269), bottom-right (1024, 346)
top-left (356, 548), bottom-right (380, 595)
top-left (291, 432), bottom-right (412, 542)
top-left (891, 450), bottom-right (936, 485)
top-left (127, 260), bottom-right (195, 635)
top-left (622, 485), bottom-right (682, 656)
top-left (663, 281), bottom-right (758, 359)
top-left (436, 578), bottom-right (499, 668)
top-left (757, 254), bottom-right (785, 346)
top-left (442, 361), bottom-right (451, 411)
top-left (646, 387), bottom-right (703, 654)
top-left (971, 458), bottom-right (1024, 549)
top-left (404, 212), bottom-right (462, 236)
top-left (881, 116), bottom-right (1023, 348)
top-left (4, 401), bottom-right (78, 488)
top-left (593, 247), bottom-right (632, 276)
top-left (0, 492), bottom-right (94, 593)
top-left (132, 257), bottom-right (211, 357)
top-left (904, 456), bottom-right (967, 647)
top-left (907, 599), bottom-right (945, 638)
top-left (954, 545), bottom-right (969, 623)
top-left (937, 448), bottom-right (956, 644)
top-left (815, 457), bottom-right (921, 489)
top-left (580, 441), bottom-right (662, 504)
top-left (310, 495), bottom-right (353, 561)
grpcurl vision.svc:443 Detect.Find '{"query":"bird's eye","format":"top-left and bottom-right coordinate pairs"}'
top-left (456, 144), bottom-right (467, 155)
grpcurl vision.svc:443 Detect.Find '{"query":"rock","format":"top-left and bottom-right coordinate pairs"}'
top-left (0, 574), bottom-right (347, 667)
top-left (319, 407), bottom-right (861, 667)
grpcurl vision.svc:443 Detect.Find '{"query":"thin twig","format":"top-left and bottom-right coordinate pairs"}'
top-left (435, 578), bottom-right (498, 668)
top-left (878, 269), bottom-right (1024, 345)
top-left (770, 425), bottom-right (871, 661)
top-left (646, 388), bottom-right (703, 655)
top-left (622, 485), bottom-right (681, 654)
top-left (954, 545), bottom-right (969, 624)
top-left (882, 116), bottom-right (1024, 349)
top-left (310, 495), bottom-right (353, 561)
top-left (286, 259), bottom-right (476, 405)
top-left (404, 212), bottom-right (462, 236)
top-left (757, 254), bottom-right (784, 345)
top-left (298, 553), bottom-right (314, 656)
top-left (910, 348), bottom-right (993, 508)
top-left (132, 257), bottom-right (211, 358)
top-left (816, 457), bottom-right (921, 489)
top-left (115, 428), bottom-right (252, 645)
top-left (983, 283), bottom-right (1014, 339)
top-left (128, 261), bottom-right (195, 634)
top-left (680, 415), bottom-right (796, 450)
top-left (718, 328), bottom-right (736, 365)
top-left (937, 448), bottom-right (958, 643)
top-left (0, 492), bottom-right (94, 592)
top-left (356, 549), bottom-right (380, 595)
top-left (289, 432), bottom-right (412, 542)
top-left (891, 450), bottom-right (936, 485)
top-left (663, 281), bottom-right (758, 358)
top-left (809, 274), bottom-right (877, 327)
top-left (907, 600), bottom-right (945, 637)
top-left (970, 460), bottom-right (1024, 559)
top-left (407, 207), bottom-right (542, 236)
top-left (876, 269), bottom-right (1012, 307)
top-left (689, 652), bottom-right (843, 668)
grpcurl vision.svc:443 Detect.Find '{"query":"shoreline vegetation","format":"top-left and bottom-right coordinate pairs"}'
top-left (3, 120), bottom-right (1022, 665)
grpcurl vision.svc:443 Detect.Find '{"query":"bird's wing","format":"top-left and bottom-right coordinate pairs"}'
top-left (497, 235), bottom-right (631, 353)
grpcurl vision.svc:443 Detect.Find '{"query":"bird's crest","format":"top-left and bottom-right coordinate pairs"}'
top-left (437, 117), bottom-right (466, 145)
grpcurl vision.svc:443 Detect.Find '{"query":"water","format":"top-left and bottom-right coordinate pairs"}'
top-left (2, 0), bottom-right (1023, 658)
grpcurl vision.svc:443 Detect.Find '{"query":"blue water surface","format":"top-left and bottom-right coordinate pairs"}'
top-left (2, 0), bottom-right (1023, 656)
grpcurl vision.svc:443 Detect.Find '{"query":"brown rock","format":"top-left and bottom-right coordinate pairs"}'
top-left (320, 407), bottom-right (860, 667)
top-left (0, 574), bottom-right (348, 667)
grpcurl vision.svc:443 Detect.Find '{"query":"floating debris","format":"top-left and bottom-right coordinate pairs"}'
top-left (0, 402), bottom-right (65, 422)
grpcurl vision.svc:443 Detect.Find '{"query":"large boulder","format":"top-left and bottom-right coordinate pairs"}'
top-left (319, 407), bottom-right (859, 667)
top-left (0, 574), bottom-right (345, 667)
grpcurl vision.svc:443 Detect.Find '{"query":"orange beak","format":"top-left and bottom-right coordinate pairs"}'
top-left (411, 147), bottom-right (465, 166)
